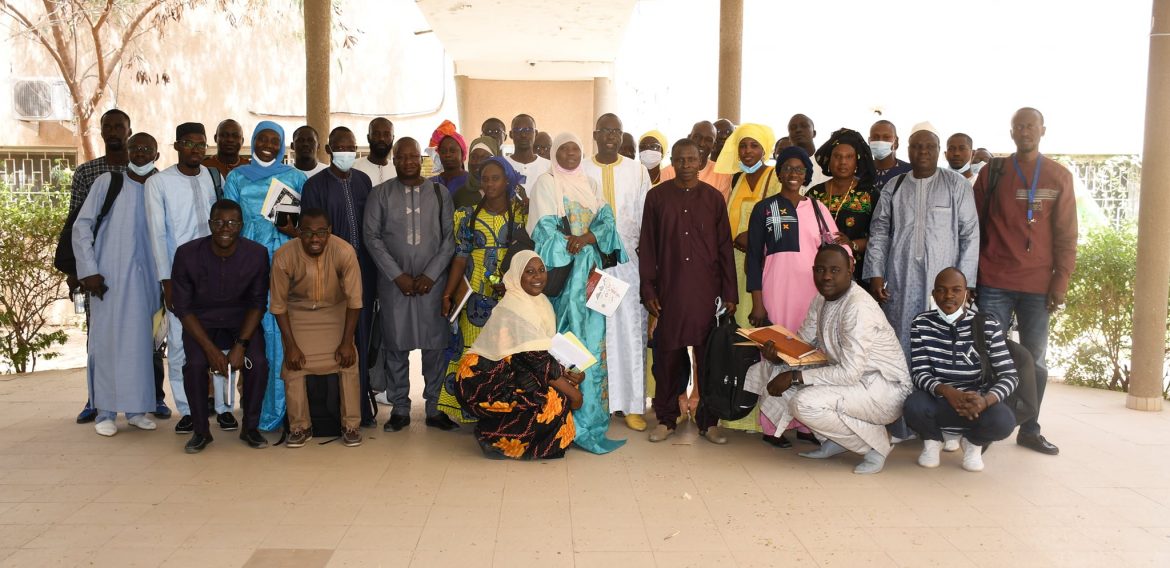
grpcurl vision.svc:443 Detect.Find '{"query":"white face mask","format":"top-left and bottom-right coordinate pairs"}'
top-left (331, 151), bottom-right (357, 172)
top-left (970, 161), bottom-right (987, 176)
top-left (128, 161), bottom-right (156, 176)
top-left (869, 140), bottom-right (893, 160)
top-left (639, 149), bottom-right (663, 169)
top-left (952, 162), bottom-right (971, 174)
top-left (252, 156), bottom-right (275, 168)
top-left (937, 306), bottom-right (965, 324)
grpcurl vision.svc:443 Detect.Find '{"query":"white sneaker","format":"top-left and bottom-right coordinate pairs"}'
top-left (94, 420), bottom-right (117, 437)
top-left (960, 437), bottom-right (985, 472)
top-left (918, 439), bottom-right (943, 468)
top-left (374, 391), bottom-right (391, 406)
top-left (942, 433), bottom-right (960, 452)
top-left (127, 415), bottom-right (157, 430)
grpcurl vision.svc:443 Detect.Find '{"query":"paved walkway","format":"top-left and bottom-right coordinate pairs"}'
top-left (0, 367), bottom-right (1167, 567)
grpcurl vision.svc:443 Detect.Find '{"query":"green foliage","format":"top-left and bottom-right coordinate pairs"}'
top-left (0, 185), bottom-right (70, 373)
top-left (1052, 224), bottom-right (1170, 395)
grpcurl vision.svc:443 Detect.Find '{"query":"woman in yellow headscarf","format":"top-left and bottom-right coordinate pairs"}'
top-left (637, 129), bottom-right (670, 185)
top-left (715, 123), bottom-right (780, 328)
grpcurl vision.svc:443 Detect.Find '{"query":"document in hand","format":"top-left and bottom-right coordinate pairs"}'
top-left (736, 324), bottom-right (829, 367)
top-left (549, 332), bottom-right (597, 372)
top-left (448, 276), bottom-right (472, 324)
top-left (584, 269), bottom-right (630, 317)
top-left (261, 178), bottom-right (301, 225)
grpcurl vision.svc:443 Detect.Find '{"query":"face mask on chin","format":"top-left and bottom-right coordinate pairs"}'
top-left (937, 306), bottom-right (965, 324)
top-left (869, 141), bottom-right (893, 161)
top-left (952, 162), bottom-right (971, 174)
top-left (128, 161), bottom-right (156, 176)
top-left (739, 160), bottom-right (764, 174)
top-left (970, 161), bottom-right (987, 176)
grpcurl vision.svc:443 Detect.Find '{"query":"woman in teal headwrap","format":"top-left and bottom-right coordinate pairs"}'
top-left (223, 121), bottom-right (308, 434)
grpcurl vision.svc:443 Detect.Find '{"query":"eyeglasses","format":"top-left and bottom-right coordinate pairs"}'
top-left (177, 140), bottom-right (208, 151)
top-left (127, 146), bottom-right (154, 154)
top-left (298, 229), bottom-right (330, 238)
top-left (209, 220), bottom-right (242, 229)
top-left (512, 127), bottom-right (535, 134)
top-left (780, 166), bottom-right (807, 175)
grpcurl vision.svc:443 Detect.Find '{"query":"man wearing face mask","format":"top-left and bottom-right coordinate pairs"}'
top-left (904, 268), bottom-right (1018, 472)
top-left (72, 133), bottom-right (164, 437)
top-left (583, 113), bottom-right (652, 432)
top-left (353, 118), bottom-right (396, 185)
top-left (869, 120), bottom-right (912, 189)
top-left (144, 122), bottom-right (222, 434)
top-left (946, 133), bottom-right (978, 184)
top-left (638, 130), bottom-right (668, 184)
top-left (301, 126), bottom-right (379, 428)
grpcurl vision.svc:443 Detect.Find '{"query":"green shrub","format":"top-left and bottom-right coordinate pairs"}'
top-left (0, 188), bottom-right (69, 373)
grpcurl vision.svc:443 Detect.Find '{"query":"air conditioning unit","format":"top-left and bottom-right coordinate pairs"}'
top-left (12, 78), bottom-right (73, 121)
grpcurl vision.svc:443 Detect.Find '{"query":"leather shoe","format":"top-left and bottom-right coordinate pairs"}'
top-left (762, 434), bottom-right (792, 449)
top-left (384, 414), bottom-right (411, 432)
top-left (425, 413), bottom-right (459, 431)
top-left (239, 429), bottom-right (268, 449)
top-left (1017, 432), bottom-right (1059, 455)
top-left (76, 403), bottom-right (96, 424)
top-left (185, 433), bottom-right (212, 454)
top-left (174, 415), bottom-right (194, 434)
top-left (795, 431), bottom-right (821, 445)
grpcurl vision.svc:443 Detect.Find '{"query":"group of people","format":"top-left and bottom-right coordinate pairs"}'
top-left (63, 105), bottom-right (1076, 471)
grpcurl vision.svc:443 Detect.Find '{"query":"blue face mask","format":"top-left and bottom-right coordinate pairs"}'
top-left (331, 151), bottom-right (357, 172)
top-left (739, 160), bottom-right (764, 174)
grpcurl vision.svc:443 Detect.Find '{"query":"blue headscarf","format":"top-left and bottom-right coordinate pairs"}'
top-left (235, 121), bottom-right (294, 181)
top-left (480, 155), bottom-right (522, 198)
top-left (775, 146), bottom-right (814, 187)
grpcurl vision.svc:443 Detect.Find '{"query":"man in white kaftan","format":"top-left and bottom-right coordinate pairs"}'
top-left (862, 128), bottom-right (979, 356)
top-left (144, 123), bottom-right (219, 430)
top-left (72, 133), bottom-right (163, 436)
top-left (745, 246), bottom-right (910, 474)
top-left (583, 113), bottom-right (651, 429)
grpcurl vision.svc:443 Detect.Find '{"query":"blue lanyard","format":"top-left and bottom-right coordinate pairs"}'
top-left (1011, 154), bottom-right (1042, 224)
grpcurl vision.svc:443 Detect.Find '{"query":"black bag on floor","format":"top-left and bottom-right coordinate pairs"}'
top-left (306, 373), bottom-right (343, 438)
top-left (973, 312), bottom-right (1040, 427)
top-left (701, 313), bottom-right (760, 421)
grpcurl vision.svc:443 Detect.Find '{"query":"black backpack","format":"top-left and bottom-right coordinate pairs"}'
top-left (53, 171), bottom-right (125, 276)
top-left (700, 313), bottom-right (760, 421)
top-left (306, 373), bottom-right (344, 438)
top-left (972, 312), bottom-right (1040, 427)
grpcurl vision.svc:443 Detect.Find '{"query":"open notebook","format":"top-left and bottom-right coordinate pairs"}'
top-left (736, 324), bottom-right (829, 367)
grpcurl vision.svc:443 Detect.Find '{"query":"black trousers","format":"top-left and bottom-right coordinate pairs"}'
top-left (652, 345), bottom-right (716, 430)
top-left (181, 327), bottom-right (268, 436)
top-left (903, 389), bottom-right (1016, 446)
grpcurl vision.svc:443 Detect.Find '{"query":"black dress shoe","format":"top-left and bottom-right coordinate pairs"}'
top-left (384, 414), bottom-right (410, 432)
top-left (426, 413), bottom-right (459, 431)
top-left (216, 412), bottom-right (239, 431)
top-left (762, 434), bottom-right (792, 449)
top-left (795, 431), bottom-right (821, 445)
top-left (174, 415), bottom-right (194, 434)
top-left (360, 417), bottom-right (377, 428)
top-left (185, 433), bottom-right (213, 454)
top-left (239, 429), bottom-right (269, 449)
top-left (1017, 432), bottom-right (1059, 455)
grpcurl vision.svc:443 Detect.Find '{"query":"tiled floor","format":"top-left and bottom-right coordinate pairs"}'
top-left (0, 367), bottom-right (1168, 567)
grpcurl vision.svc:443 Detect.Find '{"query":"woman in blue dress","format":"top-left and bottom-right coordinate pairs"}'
top-left (223, 121), bottom-right (307, 433)
top-left (526, 132), bottom-right (627, 454)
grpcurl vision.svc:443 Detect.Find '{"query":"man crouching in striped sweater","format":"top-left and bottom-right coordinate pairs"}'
top-left (904, 267), bottom-right (1018, 472)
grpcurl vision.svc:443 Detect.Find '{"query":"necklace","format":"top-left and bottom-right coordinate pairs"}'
top-left (829, 178), bottom-right (856, 220)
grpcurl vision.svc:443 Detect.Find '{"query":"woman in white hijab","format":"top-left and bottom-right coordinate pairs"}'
top-left (526, 133), bottom-right (628, 455)
top-left (452, 251), bottom-right (582, 460)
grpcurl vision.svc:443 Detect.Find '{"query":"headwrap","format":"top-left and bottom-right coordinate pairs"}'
top-left (714, 123), bottom-right (776, 174)
top-left (467, 250), bottom-right (558, 361)
top-left (176, 122), bottom-right (205, 139)
top-left (814, 128), bottom-right (876, 187)
top-left (465, 135), bottom-right (501, 194)
top-left (235, 121), bottom-right (293, 181)
top-left (639, 130), bottom-right (669, 153)
top-left (429, 120), bottom-right (467, 159)
top-left (774, 146), bottom-right (815, 187)
top-left (479, 156), bottom-right (522, 199)
top-left (527, 132), bottom-right (602, 232)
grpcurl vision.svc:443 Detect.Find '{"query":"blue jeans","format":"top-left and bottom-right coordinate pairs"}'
top-left (976, 285), bottom-right (1049, 435)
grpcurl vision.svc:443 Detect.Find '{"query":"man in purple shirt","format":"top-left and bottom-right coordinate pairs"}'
top-left (170, 199), bottom-right (271, 453)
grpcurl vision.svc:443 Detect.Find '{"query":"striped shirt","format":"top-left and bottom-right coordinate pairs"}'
top-left (909, 309), bottom-right (1018, 402)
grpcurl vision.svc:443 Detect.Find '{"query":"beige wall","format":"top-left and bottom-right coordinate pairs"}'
top-left (460, 79), bottom-right (596, 151)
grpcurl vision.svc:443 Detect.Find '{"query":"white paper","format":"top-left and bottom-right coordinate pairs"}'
top-left (261, 178), bottom-right (301, 223)
top-left (585, 269), bottom-right (630, 317)
top-left (549, 332), bottom-right (597, 371)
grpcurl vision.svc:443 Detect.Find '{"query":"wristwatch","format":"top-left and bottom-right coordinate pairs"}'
top-left (234, 337), bottom-right (250, 349)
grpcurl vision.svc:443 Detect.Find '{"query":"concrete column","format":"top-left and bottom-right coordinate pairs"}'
top-left (593, 76), bottom-right (616, 119)
top-left (455, 74), bottom-right (471, 133)
top-left (1128, 0), bottom-right (1170, 412)
top-left (717, 0), bottom-right (743, 123)
top-left (304, 0), bottom-right (331, 162)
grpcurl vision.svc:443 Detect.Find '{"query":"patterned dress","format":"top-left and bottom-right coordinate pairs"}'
top-left (806, 182), bottom-right (877, 282)
top-left (438, 199), bottom-right (528, 422)
top-left (452, 351), bottom-right (576, 460)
